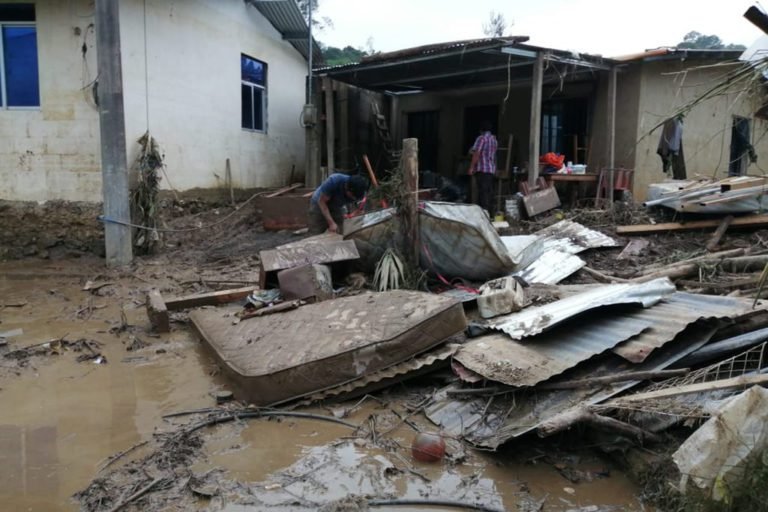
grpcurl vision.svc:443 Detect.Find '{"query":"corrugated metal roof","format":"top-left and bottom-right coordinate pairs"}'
top-left (507, 220), bottom-right (618, 285)
top-left (456, 292), bottom-right (762, 388)
top-left (426, 321), bottom-right (720, 449)
top-left (249, 0), bottom-right (323, 62)
top-left (512, 250), bottom-right (585, 285)
top-left (316, 38), bottom-right (614, 92)
top-left (455, 321), bottom-right (649, 387)
top-left (295, 340), bottom-right (462, 405)
top-left (613, 292), bottom-right (765, 363)
top-left (612, 47), bottom-right (744, 62)
top-left (486, 278), bottom-right (676, 339)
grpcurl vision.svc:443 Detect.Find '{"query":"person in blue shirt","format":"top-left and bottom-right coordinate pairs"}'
top-left (308, 173), bottom-right (369, 234)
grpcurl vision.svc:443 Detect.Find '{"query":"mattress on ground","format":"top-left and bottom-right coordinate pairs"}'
top-left (190, 290), bottom-right (467, 405)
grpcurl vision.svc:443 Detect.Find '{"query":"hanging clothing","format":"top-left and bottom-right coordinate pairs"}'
top-left (657, 117), bottom-right (686, 179)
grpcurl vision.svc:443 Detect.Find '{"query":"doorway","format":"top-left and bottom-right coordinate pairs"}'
top-left (729, 116), bottom-right (751, 176)
top-left (407, 110), bottom-right (440, 173)
top-left (463, 105), bottom-right (499, 152)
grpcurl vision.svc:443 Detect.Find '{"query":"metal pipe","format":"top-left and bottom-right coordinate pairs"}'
top-left (676, 327), bottom-right (768, 367)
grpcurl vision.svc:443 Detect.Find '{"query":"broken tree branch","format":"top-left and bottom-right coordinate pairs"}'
top-left (706, 215), bottom-right (734, 252)
top-left (538, 369), bottom-right (689, 390)
top-left (582, 266), bottom-right (630, 283)
top-left (107, 476), bottom-right (165, 512)
top-left (538, 406), bottom-right (661, 443)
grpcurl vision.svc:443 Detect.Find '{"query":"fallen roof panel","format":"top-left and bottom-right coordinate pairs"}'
top-left (426, 321), bottom-right (720, 449)
top-left (485, 278), bottom-right (676, 339)
top-left (509, 220), bottom-right (618, 285)
top-left (613, 293), bottom-right (767, 363)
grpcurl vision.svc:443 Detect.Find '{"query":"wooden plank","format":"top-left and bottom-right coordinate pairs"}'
top-left (522, 186), bottom-right (561, 217)
top-left (613, 373), bottom-right (768, 403)
top-left (402, 138), bottom-right (420, 265)
top-left (147, 290), bottom-right (170, 333)
top-left (721, 176), bottom-right (767, 192)
top-left (264, 183), bottom-right (303, 198)
top-left (616, 214), bottom-right (768, 235)
top-left (164, 286), bottom-right (257, 311)
top-left (607, 66), bottom-right (617, 204)
top-left (544, 173), bottom-right (599, 183)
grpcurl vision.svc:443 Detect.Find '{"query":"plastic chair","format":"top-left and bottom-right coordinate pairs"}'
top-left (596, 168), bottom-right (634, 205)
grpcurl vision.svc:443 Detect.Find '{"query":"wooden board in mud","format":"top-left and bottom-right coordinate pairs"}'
top-left (190, 291), bottom-right (467, 406)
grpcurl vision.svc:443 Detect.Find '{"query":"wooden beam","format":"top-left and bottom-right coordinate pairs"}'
top-left (528, 52), bottom-right (544, 189)
top-left (339, 83), bottom-right (350, 169)
top-left (402, 138), bottom-right (420, 265)
top-left (147, 290), bottom-right (170, 333)
top-left (165, 286), bottom-right (257, 311)
top-left (95, 0), bottom-right (132, 267)
top-left (607, 66), bottom-right (617, 205)
top-left (539, 369), bottom-right (689, 390)
top-left (323, 76), bottom-right (335, 173)
top-left (616, 214), bottom-right (768, 235)
top-left (612, 373), bottom-right (768, 403)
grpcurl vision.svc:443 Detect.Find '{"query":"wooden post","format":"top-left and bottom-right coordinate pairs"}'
top-left (339, 83), bottom-right (350, 169)
top-left (402, 138), bottom-right (419, 265)
top-left (323, 76), bottom-right (335, 173)
top-left (528, 52), bottom-right (544, 189)
top-left (95, 0), bottom-right (132, 267)
top-left (607, 66), bottom-right (617, 205)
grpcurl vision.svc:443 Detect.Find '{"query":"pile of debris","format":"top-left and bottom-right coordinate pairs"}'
top-left (144, 198), bottom-right (768, 506)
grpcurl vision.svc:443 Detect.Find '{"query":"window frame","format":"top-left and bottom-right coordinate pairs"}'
top-left (241, 54), bottom-right (267, 133)
top-left (0, 20), bottom-right (40, 110)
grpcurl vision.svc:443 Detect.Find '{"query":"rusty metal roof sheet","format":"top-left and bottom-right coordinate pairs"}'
top-left (486, 278), bottom-right (676, 339)
top-left (613, 292), bottom-right (766, 363)
top-left (455, 322), bottom-right (650, 388)
top-left (296, 341), bottom-right (462, 405)
top-left (425, 322), bottom-right (720, 449)
top-left (512, 250), bottom-right (586, 285)
top-left (456, 292), bottom-right (763, 388)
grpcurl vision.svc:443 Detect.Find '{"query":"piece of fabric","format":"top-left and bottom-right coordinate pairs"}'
top-left (311, 173), bottom-right (354, 210)
top-left (539, 152), bottom-right (565, 169)
top-left (476, 173), bottom-right (495, 215)
top-left (471, 132), bottom-right (498, 174)
top-left (658, 118), bottom-right (686, 179)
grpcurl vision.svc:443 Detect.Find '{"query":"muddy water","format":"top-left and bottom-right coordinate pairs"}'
top-left (0, 260), bottom-right (645, 511)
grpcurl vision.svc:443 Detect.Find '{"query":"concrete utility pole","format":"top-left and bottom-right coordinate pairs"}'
top-left (95, 0), bottom-right (132, 267)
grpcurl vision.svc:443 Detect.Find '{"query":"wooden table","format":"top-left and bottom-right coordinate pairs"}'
top-left (542, 173), bottom-right (600, 206)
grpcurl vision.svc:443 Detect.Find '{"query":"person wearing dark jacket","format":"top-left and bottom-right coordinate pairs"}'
top-left (307, 173), bottom-right (369, 234)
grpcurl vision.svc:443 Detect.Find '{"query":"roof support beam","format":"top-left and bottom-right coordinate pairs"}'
top-left (367, 60), bottom-right (533, 88)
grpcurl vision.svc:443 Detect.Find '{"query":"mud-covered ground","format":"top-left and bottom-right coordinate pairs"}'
top-left (0, 200), bottom-right (665, 511)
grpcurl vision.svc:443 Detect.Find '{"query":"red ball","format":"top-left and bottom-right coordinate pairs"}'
top-left (411, 432), bottom-right (446, 462)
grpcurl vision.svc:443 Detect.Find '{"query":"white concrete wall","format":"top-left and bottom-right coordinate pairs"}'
top-left (0, 0), bottom-right (101, 202)
top-left (0, 0), bottom-right (307, 202)
top-left (630, 59), bottom-right (768, 200)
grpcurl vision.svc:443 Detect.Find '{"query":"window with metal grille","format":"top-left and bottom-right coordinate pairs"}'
top-left (241, 54), bottom-right (266, 131)
top-left (0, 4), bottom-right (39, 108)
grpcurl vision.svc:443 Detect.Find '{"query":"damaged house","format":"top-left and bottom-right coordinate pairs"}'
top-left (0, 0), bottom-right (314, 203)
top-left (312, 39), bottom-right (768, 202)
